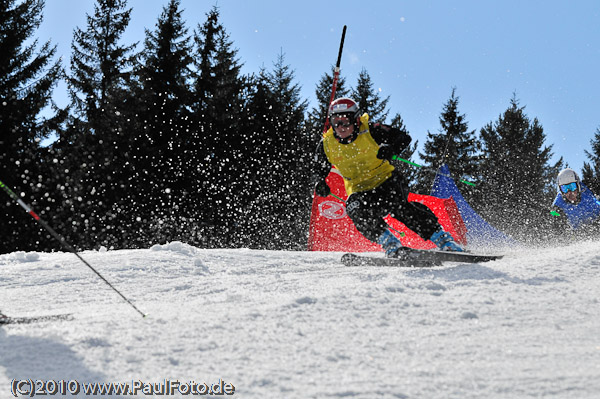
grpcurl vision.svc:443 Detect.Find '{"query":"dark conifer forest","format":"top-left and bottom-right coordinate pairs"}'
top-left (2, 0), bottom-right (599, 253)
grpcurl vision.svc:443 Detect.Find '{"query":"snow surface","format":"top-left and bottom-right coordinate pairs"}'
top-left (1, 240), bottom-right (600, 398)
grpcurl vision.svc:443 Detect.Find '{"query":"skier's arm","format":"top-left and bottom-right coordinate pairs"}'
top-left (369, 123), bottom-right (412, 161)
top-left (549, 204), bottom-right (571, 232)
top-left (312, 140), bottom-right (332, 197)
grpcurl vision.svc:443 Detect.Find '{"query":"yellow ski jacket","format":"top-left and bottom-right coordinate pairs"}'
top-left (315, 113), bottom-right (411, 196)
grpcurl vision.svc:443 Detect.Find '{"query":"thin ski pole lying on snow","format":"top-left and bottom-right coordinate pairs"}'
top-left (0, 179), bottom-right (146, 318)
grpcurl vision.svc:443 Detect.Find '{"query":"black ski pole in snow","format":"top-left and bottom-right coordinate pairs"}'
top-left (0, 179), bottom-right (146, 318)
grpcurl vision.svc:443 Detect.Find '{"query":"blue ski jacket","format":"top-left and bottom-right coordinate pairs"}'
top-left (552, 183), bottom-right (600, 230)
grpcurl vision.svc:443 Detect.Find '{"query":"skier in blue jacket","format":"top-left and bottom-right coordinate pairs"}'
top-left (551, 168), bottom-right (600, 235)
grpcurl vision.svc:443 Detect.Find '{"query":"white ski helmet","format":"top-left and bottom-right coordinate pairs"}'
top-left (557, 168), bottom-right (579, 187)
top-left (557, 168), bottom-right (581, 197)
top-left (328, 97), bottom-right (361, 143)
top-left (328, 97), bottom-right (360, 121)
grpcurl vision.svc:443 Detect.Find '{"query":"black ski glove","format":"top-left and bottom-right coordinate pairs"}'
top-left (376, 144), bottom-right (395, 161)
top-left (315, 180), bottom-right (331, 197)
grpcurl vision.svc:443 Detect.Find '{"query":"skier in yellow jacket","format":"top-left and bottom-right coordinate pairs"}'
top-left (313, 97), bottom-right (464, 256)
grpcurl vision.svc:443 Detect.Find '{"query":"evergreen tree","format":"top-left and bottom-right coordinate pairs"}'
top-left (68, 0), bottom-right (136, 130)
top-left (417, 88), bottom-right (480, 195)
top-left (478, 95), bottom-right (562, 241)
top-left (127, 0), bottom-right (194, 246)
top-left (234, 71), bottom-right (274, 247)
top-left (582, 127), bottom-right (600, 194)
top-left (351, 68), bottom-right (389, 123)
top-left (191, 5), bottom-right (245, 247)
top-left (264, 54), bottom-right (310, 249)
top-left (61, 0), bottom-right (137, 249)
top-left (239, 53), bottom-right (309, 249)
top-left (0, 0), bottom-right (63, 253)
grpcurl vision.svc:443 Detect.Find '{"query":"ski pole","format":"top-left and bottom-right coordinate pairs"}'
top-left (393, 156), bottom-right (476, 187)
top-left (313, 26), bottom-right (348, 200)
top-left (329, 192), bottom-right (346, 203)
top-left (0, 179), bottom-right (146, 318)
top-left (322, 25), bottom-right (347, 135)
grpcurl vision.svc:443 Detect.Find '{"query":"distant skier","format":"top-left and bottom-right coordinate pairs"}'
top-left (312, 97), bottom-right (464, 256)
top-left (551, 168), bottom-right (600, 234)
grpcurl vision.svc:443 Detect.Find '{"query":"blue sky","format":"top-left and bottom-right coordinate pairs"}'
top-left (37, 0), bottom-right (600, 174)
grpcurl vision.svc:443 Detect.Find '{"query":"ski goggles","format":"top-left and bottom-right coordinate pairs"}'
top-left (560, 182), bottom-right (578, 193)
top-left (331, 117), bottom-right (353, 129)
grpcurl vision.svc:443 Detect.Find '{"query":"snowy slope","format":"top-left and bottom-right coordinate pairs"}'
top-left (1, 240), bottom-right (599, 398)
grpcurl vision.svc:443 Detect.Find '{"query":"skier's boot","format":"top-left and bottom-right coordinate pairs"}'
top-left (430, 229), bottom-right (464, 252)
top-left (377, 229), bottom-right (407, 258)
